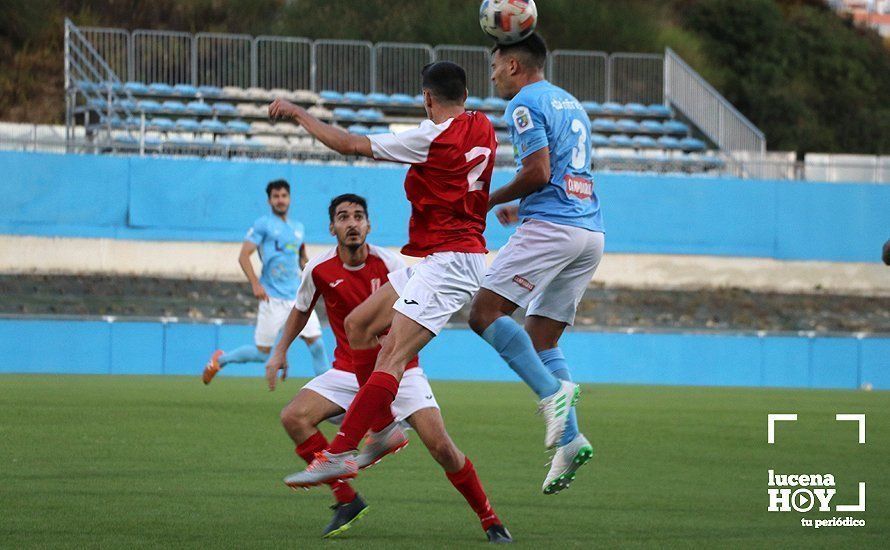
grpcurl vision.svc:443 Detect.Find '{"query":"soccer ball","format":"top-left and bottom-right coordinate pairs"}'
top-left (479, 0), bottom-right (538, 45)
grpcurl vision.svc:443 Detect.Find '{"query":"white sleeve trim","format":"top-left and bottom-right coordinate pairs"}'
top-left (368, 118), bottom-right (454, 164)
top-left (369, 245), bottom-right (407, 273)
top-left (294, 247), bottom-right (336, 312)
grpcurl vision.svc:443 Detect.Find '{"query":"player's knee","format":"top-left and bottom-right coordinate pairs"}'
top-left (280, 403), bottom-right (311, 433)
top-left (467, 304), bottom-right (491, 335)
top-left (344, 313), bottom-right (369, 348)
top-left (428, 438), bottom-right (462, 470)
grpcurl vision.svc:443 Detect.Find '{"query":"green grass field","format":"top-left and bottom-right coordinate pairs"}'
top-left (0, 375), bottom-right (887, 548)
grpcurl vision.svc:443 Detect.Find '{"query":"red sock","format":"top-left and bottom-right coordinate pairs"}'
top-left (296, 431), bottom-right (356, 504)
top-left (351, 347), bottom-right (380, 387)
top-left (446, 457), bottom-right (500, 531)
top-left (328, 371), bottom-right (399, 454)
top-left (352, 349), bottom-right (396, 433)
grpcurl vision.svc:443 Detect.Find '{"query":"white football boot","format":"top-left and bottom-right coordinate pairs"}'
top-left (283, 450), bottom-right (358, 489)
top-left (542, 434), bottom-right (594, 495)
top-left (355, 420), bottom-right (409, 470)
top-left (537, 380), bottom-right (580, 448)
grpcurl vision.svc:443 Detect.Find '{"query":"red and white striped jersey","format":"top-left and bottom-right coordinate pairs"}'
top-left (368, 111), bottom-right (497, 257)
top-left (294, 244), bottom-right (419, 373)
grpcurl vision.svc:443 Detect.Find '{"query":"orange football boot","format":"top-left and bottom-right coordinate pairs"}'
top-left (202, 350), bottom-right (224, 384)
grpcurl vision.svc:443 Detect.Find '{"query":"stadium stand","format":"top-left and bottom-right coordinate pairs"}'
top-left (62, 20), bottom-right (729, 173)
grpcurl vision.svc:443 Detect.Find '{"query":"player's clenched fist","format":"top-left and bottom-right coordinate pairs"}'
top-left (268, 98), bottom-right (303, 121)
top-left (265, 352), bottom-right (288, 391)
top-left (495, 204), bottom-right (520, 226)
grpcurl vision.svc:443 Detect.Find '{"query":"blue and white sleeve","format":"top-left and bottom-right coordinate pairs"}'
top-left (507, 100), bottom-right (548, 161)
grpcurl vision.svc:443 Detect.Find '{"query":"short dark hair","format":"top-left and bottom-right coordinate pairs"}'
top-left (328, 193), bottom-right (368, 222)
top-left (266, 179), bottom-right (290, 197)
top-left (421, 61), bottom-right (467, 104)
top-left (492, 32), bottom-right (548, 70)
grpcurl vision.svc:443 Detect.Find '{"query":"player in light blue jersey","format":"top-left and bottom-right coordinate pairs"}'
top-left (203, 179), bottom-right (329, 384)
top-left (469, 33), bottom-right (604, 494)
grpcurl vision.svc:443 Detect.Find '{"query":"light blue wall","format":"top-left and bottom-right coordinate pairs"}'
top-left (0, 318), bottom-right (886, 390)
top-left (1, 151), bottom-right (888, 262)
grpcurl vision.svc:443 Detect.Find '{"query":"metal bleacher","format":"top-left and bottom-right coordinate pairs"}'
top-left (64, 19), bottom-right (750, 174)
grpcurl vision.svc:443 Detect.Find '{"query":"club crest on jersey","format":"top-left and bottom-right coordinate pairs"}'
top-left (512, 106), bottom-right (533, 134)
top-left (564, 174), bottom-right (593, 200)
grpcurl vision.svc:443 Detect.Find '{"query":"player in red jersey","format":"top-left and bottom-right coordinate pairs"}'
top-left (268, 61), bottom-right (559, 492)
top-left (266, 195), bottom-right (511, 542)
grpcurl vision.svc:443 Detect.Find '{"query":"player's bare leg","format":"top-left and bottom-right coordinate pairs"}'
top-left (344, 281), bottom-right (399, 351)
top-left (280, 389), bottom-right (343, 445)
top-left (469, 289), bottom-right (579, 448)
top-left (280, 389), bottom-right (368, 537)
top-left (284, 313), bottom-right (433, 488)
top-left (407, 408), bottom-right (512, 542)
top-left (525, 315), bottom-right (593, 494)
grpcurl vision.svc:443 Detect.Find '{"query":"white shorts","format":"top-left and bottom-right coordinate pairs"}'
top-left (255, 297), bottom-right (322, 347)
top-left (387, 251), bottom-right (486, 335)
top-left (482, 219), bottom-right (605, 325)
top-left (302, 367), bottom-right (439, 422)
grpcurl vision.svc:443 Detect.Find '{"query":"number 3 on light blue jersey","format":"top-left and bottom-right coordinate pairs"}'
top-left (570, 118), bottom-right (588, 170)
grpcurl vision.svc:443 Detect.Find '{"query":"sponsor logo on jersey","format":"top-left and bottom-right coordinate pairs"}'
top-left (512, 275), bottom-right (535, 291)
top-left (512, 106), bottom-right (533, 134)
top-left (564, 174), bottom-right (593, 200)
top-left (329, 279), bottom-right (344, 288)
top-left (403, 298), bottom-right (419, 305)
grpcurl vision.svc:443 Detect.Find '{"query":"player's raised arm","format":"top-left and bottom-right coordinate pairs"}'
top-left (266, 307), bottom-right (312, 391)
top-left (487, 146), bottom-right (551, 209)
top-left (268, 98), bottom-right (373, 158)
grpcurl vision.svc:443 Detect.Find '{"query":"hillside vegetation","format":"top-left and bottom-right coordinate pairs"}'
top-left (1, 0), bottom-right (887, 154)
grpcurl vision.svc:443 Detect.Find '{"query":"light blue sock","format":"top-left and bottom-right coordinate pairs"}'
top-left (219, 345), bottom-right (269, 366)
top-left (481, 316), bottom-right (561, 399)
top-left (539, 348), bottom-right (579, 446)
top-left (306, 339), bottom-right (330, 376)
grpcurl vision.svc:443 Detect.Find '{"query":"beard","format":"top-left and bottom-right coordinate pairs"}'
top-left (342, 235), bottom-right (363, 251)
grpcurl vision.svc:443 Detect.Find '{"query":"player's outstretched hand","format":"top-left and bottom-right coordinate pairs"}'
top-left (495, 204), bottom-right (520, 226)
top-left (268, 98), bottom-right (302, 121)
top-left (265, 352), bottom-right (288, 391)
top-left (252, 282), bottom-right (270, 302)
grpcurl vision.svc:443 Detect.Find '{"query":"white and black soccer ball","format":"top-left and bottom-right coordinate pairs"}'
top-left (479, 0), bottom-right (538, 45)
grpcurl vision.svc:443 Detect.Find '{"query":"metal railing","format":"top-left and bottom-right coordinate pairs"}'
top-left (195, 33), bottom-right (252, 88)
top-left (433, 45), bottom-right (492, 98)
top-left (548, 50), bottom-right (608, 102)
top-left (609, 53), bottom-right (663, 104)
top-left (375, 43), bottom-right (434, 95)
top-left (80, 27), bottom-right (130, 81)
top-left (64, 19), bottom-right (144, 150)
top-left (67, 21), bottom-right (772, 156)
top-left (132, 29), bottom-right (192, 85)
top-left (313, 39), bottom-right (375, 94)
top-left (255, 36), bottom-right (312, 91)
top-left (664, 48), bottom-right (766, 154)
top-left (73, 23), bottom-right (669, 105)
